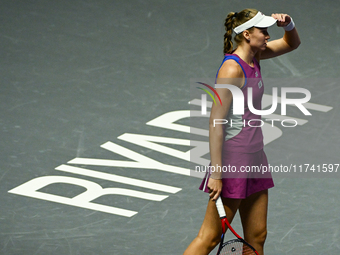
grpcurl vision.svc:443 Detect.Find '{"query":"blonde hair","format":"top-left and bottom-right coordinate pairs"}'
top-left (223, 9), bottom-right (258, 54)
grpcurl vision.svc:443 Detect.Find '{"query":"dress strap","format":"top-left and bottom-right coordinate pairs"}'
top-left (215, 55), bottom-right (247, 87)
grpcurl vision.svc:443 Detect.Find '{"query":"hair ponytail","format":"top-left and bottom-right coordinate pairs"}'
top-left (223, 12), bottom-right (235, 54)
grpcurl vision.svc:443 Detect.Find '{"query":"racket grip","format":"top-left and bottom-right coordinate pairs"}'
top-left (216, 197), bottom-right (226, 218)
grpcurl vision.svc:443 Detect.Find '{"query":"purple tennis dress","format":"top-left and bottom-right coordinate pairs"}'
top-left (199, 53), bottom-right (274, 199)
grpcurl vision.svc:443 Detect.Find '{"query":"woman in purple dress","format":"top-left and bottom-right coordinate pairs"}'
top-left (183, 9), bottom-right (300, 255)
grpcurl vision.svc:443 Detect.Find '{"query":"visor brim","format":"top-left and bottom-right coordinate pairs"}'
top-left (254, 16), bottom-right (277, 28)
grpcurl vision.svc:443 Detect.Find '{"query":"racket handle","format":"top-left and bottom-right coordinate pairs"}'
top-left (216, 197), bottom-right (226, 218)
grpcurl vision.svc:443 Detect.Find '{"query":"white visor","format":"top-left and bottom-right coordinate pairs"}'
top-left (233, 12), bottom-right (277, 34)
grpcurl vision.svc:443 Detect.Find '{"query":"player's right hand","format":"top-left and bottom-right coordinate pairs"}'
top-left (207, 178), bottom-right (223, 201)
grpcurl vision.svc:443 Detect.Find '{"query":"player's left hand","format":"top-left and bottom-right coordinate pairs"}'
top-left (271, 13), bottom-right (291, 27)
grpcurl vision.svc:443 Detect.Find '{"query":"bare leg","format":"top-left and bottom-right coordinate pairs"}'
top-left (239, 190), bottom-right (269, 255)
top-left (183, 197), bottom-right (241, 255)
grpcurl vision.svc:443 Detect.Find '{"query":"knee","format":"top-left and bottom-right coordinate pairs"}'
top-left (255, 228), bottom-right (267, 246)
top-left (197, 230), bottom-right (221, 250)
top-left (247, 227), bottom-right (267, 247)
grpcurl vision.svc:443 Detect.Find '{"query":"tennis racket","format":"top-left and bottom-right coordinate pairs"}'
top-left (215, 197), bottom-right (259, 255)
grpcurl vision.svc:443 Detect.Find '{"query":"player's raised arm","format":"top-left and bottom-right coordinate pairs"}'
top-left (259, 13), bottom-right (301, 60)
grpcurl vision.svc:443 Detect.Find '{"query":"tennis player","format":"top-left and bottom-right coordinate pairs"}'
top-left (183, 9), bottom-right (300, 255)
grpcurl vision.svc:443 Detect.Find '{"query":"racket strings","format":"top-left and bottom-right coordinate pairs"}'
top-left (219, 242), bottom-right (256, 255)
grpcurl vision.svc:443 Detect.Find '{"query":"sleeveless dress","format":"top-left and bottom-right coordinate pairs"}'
top-left (199, 53), bottom-right (274, 199)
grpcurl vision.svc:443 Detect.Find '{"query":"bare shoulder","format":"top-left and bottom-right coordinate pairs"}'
top-left (216, 59), bottom-right (244, 88)
top-left (217, 59), bottom-right (243, 78)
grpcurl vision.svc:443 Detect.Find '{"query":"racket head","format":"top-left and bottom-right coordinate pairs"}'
top-left (217, 238), bottom-right (258, 255)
